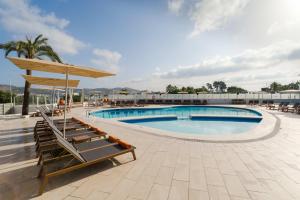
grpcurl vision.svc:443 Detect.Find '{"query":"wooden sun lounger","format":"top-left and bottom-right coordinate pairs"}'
top-left (35, 114), bottom-right (107, 156)
top-left (281, 103), bottom-right (299, 112)
top-left (37, 135), bottom-right (120, 165)
top-left (34, 120), bottom-right (89, 141)
top-left (38, 106), bottom-right (63, 116)
top-left (35, 129), bottom-right (107, 157)
top-left (36, 113), bottom-right (136, 195)
top-left (35, 124), bottom-right (107, 155)
top-left (35, 120), bottom-right (89, 136)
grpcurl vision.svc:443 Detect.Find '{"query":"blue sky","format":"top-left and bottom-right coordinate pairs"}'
top-left (0, 0), bottom-right (300, 91)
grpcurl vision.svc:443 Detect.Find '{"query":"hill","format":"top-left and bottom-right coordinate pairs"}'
top-left (0, 84), bottom-right (141, 96)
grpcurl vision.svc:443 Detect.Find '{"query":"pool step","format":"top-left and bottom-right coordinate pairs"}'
top-left (177, 116), bottom-right (189, 120)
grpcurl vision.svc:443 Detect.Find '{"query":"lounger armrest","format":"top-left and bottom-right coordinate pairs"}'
top-left (108, 135), bottom-right (120, 143)
top-left (91, 127), bottom-right (107, 136)
top-left (118, 140), bottom-right (132, 149)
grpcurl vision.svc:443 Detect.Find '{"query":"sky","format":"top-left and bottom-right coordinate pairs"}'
top-left (0, 0), bottom-right (300, 91)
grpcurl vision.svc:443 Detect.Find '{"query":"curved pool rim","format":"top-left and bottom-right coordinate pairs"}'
top-left (90, 105), bottom-right (280, 143)
top-left (89, 106), bottom-right (278, 142)
top-left (91, 105), bottom-right (262, 118)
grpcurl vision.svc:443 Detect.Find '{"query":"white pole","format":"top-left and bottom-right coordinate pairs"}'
top-left (9, 81), bottom-right (12, 105)
top-left (63, 70), bottom-right (69, 138)
top-left (51, 87), bottom-right (55, 122)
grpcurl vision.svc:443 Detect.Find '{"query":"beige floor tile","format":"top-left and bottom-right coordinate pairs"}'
top-left (237, 172), bottom-right (267, 193)
top-left (173, 164), bottom-right (189, 181)
top-left (64, 196), bottom-right (83, 200)
top-left (105, 179), bottom-right (136, 200)
top-left (129, 175), bottom-right (155, 199)
top-left (230, 196), bottom-right (251, 200)
top-left (208, 185), bottom-right (230, 200)
top-left (260, 179), bottom-right (294, 200)
top-left (168, 180), bottom-right (188, 200)
top-left (189, 167), bottom-right (207, 191)
top-left (248, 191), bottom-right (274, 200)
top-left (39, 185), bottom-right (76, 200)
top-left (72, 173), bottom-right (122, 198)
top-left (155, 166), bottom-right (174, 186)
top-left (223, 175), bottom-right (249, 198)
top-left (205, 168), bottom-right (224, 186)
top-left (217, 160), bottom-right (236, 175)
top-left (203, 156), bottom-right (218, 168)
top-left (147, 184), bottom-right (170, 200)
top-left (162, 153), bottom-right (177, 168)
top-left (189, 189), bottom-right (209, 200)
top-left (86, 191), bottom-right (110, 200)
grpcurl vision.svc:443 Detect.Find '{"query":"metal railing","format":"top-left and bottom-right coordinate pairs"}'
top-left (108, 93), bottom-right (300, 101)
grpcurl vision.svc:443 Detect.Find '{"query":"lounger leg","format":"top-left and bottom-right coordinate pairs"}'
top-left (38, 165), bottom-right (44, 177)
top-left (131, 150), bottom-right (136, 160)
top-left (37, 154), bottom-right (43, 166)
top-left (38, 174), bottom-right (48, 196)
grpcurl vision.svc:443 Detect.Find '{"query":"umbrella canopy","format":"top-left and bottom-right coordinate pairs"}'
top-left (8, 57), bottom-right (115, 78)
top-left (30, 86), bottom-right (65, 91)
top-left (23, 75), bottom-right (80, 88)
top-left (8, 56), bottom-right (115, 138)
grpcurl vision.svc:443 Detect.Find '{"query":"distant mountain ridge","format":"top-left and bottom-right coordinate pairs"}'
top-left (0, 84), bottom-right (141, 95)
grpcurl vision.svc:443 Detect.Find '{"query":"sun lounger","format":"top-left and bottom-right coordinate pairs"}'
top-left (35, 114), bottom-right (107, 156)
top-left (36, 114), bottom-right (136, 195)
top-left (282, 103), bottom-right (300, 112)
top-left (268, 102), bottom-right (285, 110)
top-left (38, 105), bottom-right (63, 116)
top-left (278, 102), bottom-right (289, 111)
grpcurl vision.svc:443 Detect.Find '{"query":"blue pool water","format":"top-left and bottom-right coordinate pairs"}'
top-left (123, 118), bottom-right (259, 135)
top-left (92, 106), bottom-right (262, 135)
top-left (92, 106), bottom-right (261, 119)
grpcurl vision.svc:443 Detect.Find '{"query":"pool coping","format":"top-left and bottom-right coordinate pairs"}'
top-left (87, 105), bottom-right (278, 143)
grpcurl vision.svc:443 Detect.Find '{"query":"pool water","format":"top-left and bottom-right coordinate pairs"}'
top-left (92, 106), bottom-right (262, 135)
top-left (92, 106), bottom-right (261, 119)
top-left (124, 118), bottom-right (258, 135)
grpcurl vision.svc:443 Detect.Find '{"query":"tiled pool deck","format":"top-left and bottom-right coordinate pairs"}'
top-left (1, 106), bottom-right (300, 199)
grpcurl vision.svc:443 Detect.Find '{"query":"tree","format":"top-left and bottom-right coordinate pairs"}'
top-left (227, 86), bottom-right (247, 94)
top-left (166, 84), bottom-right (179, 94)
top-left (213, 81), bottom-right (227, 93)
top-left (219, 81), bottom-right (227, 93)
top-left (0, 34), bottom-right (62, 115)
top-left (270, 82), bottom-right (282, 93)
top-left (0, 90), bottom-right (15, 103)
top-left (206, 83), bottom-right (213, 92)
top-left (213, 81), bottom-right (219, 92)
top-left (186, 86), bottom-right (195, 94)
top-left (195, 86), bottom-right (208, 93)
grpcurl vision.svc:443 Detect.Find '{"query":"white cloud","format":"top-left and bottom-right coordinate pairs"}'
top-left (189, 0), bottom-right (249, 37)
top-left (0, 0), bottom-right (84, 54)
top-left (154, 40), bottom-right (300, 79)
top-left (267, 20), bottom-right (300, 36)
top-left (168, 0), bottom-right (184, 14)
top-left (91, 48), bottom-right (122, 73)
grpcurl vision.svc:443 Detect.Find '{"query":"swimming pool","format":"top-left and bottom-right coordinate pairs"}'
top-left (92, 106), bottom-right (262, 135)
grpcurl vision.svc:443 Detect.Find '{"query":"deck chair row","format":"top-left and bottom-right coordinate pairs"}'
top-left (35, 111), bottom-right (136, 195)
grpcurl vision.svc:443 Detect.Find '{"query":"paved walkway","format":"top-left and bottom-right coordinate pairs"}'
top-left (0, 107), bottom-right (300, 200)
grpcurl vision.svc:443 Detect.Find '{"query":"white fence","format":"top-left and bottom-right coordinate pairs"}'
top-left (108, 93), bottom-right (300, 101)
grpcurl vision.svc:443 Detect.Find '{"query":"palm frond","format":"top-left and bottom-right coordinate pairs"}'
top-left (36, 45), bottom-right (62, 63)
top-left (33, 34), bottom-right (43, 44)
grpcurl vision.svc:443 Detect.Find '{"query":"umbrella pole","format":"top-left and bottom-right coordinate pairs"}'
top-left (63, 71), bottom-right (69, 138)
top-left (51, 86), bottom-right (55, 122)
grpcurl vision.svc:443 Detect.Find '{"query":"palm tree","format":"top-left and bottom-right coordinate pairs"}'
top-left (0, 34), bottom-right (62, 115)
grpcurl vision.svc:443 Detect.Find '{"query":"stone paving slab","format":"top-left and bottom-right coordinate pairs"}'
top-left (0, 107), bottom-right (300, 199)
